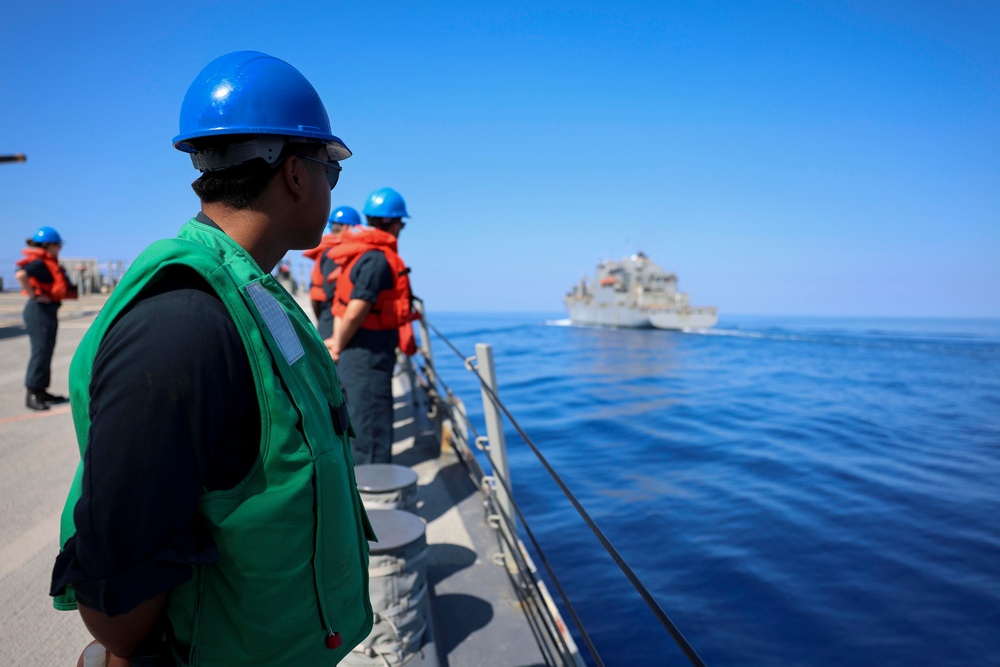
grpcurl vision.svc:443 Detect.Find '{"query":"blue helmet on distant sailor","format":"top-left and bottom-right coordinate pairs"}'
top-left (363, 187), bottom-right (409, 219)
top-left (32, 226), bottom-right (62, 245)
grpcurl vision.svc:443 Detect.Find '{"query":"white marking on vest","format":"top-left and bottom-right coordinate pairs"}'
top-left (247, 282), bottom-right (304, 365)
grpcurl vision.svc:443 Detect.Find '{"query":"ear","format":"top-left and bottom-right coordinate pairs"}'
top-left (281, 155), bottom-right (307, 200)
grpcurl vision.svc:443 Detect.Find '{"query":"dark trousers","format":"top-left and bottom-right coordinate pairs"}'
top-left (316, 302), bottom-right (334, 340)
top-left (24, 300), bottom-right (60, 390)
top-left (337, 344), bottom-right (395, 465)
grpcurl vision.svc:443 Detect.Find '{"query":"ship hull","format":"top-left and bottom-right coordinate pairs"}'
top-left (648, 308), bottom-right (718, 330)
top-left (566, 302), bottom-right (652, 328)
top-left (566, 303), bottom-right (719, 330)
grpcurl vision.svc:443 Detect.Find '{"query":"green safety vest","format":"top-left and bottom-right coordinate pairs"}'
top-left (54, 219), bottom-right (374, 666)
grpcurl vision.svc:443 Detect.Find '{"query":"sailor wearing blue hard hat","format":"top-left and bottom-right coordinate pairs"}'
top-left (304, 205), bottom-right (362, 338)
top-left (15, 226), bottom-right (78, 410)
top-left (325, 187), bottom-right (420, 465)
top-left (51, 51), bottom-right (373, 666)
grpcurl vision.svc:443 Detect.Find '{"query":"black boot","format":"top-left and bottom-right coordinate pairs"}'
top-left (26, 390), bottom-right (50, 411)
top-left (38, 389), bottom-right (68, 404)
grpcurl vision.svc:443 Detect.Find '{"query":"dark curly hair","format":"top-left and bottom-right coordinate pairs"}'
top-left (189, 137), bottom-right (322, 209)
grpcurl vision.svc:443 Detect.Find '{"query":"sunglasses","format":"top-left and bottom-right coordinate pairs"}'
top-left (369, 217), bottom-right (406, 230)
top-left (299, 155), bottom-right (342, 190)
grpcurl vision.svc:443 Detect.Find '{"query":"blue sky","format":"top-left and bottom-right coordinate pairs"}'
top-left (2, 1), bottom-right (997, 316)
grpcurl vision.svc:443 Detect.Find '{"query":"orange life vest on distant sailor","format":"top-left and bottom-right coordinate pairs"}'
top-left (328, 228), bottom-right (419, 355)
top-left (303, 233), bottom-right (342, 302)
top-left (16, 248), bottom-right (77, 302)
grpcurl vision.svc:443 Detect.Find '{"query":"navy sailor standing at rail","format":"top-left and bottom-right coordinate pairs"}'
top-left (49, 50), bottom-right (373, 666)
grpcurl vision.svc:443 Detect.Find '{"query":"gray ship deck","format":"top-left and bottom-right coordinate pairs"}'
top-left (0, 292), bottom-right (102, 665)
top-left (391, 389), bottom-right (547, 667)
top-left (0, 291), bottom-right (547, 666)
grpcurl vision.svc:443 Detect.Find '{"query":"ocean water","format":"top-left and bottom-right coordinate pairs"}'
top-left (423, 313), bottom-right (1000, 667)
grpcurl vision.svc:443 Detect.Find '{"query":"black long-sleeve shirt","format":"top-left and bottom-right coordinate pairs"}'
top-left (51, 266), bottom-right (260, 616)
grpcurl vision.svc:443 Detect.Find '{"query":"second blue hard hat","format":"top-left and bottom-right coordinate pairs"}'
top-left (330, 206), bottom-right (362, 227)
top-left (363, 187), bottom-right (409, 219)
top-left (33, 227), bottom-right (62, 244)
top-left (172, 51), bottom-right (350, 161)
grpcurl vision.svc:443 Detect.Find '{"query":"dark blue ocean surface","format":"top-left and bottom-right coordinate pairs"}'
top-left (421, 313), bottom-right (1000, 667)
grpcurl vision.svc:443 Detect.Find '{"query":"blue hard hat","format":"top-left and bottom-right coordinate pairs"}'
top-left (363, 187), bottom-right (409, 219)
top-left (330, 206), bottom-right (362, 227)
top-left (173, 51), bottom-right (350, 162)
top-left (33, 227), bottom-right (62, 244)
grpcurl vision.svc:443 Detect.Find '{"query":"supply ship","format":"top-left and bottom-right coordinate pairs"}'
top-left (565, 252), bottom-right (719, 329)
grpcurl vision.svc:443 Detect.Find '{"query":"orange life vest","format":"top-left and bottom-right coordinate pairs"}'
top-left (16, 248), bottom-right (77, 302)
top-left (328, 228), bottom-right (419, 355)
top-left (303, 232), bottom-right (342, 302)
